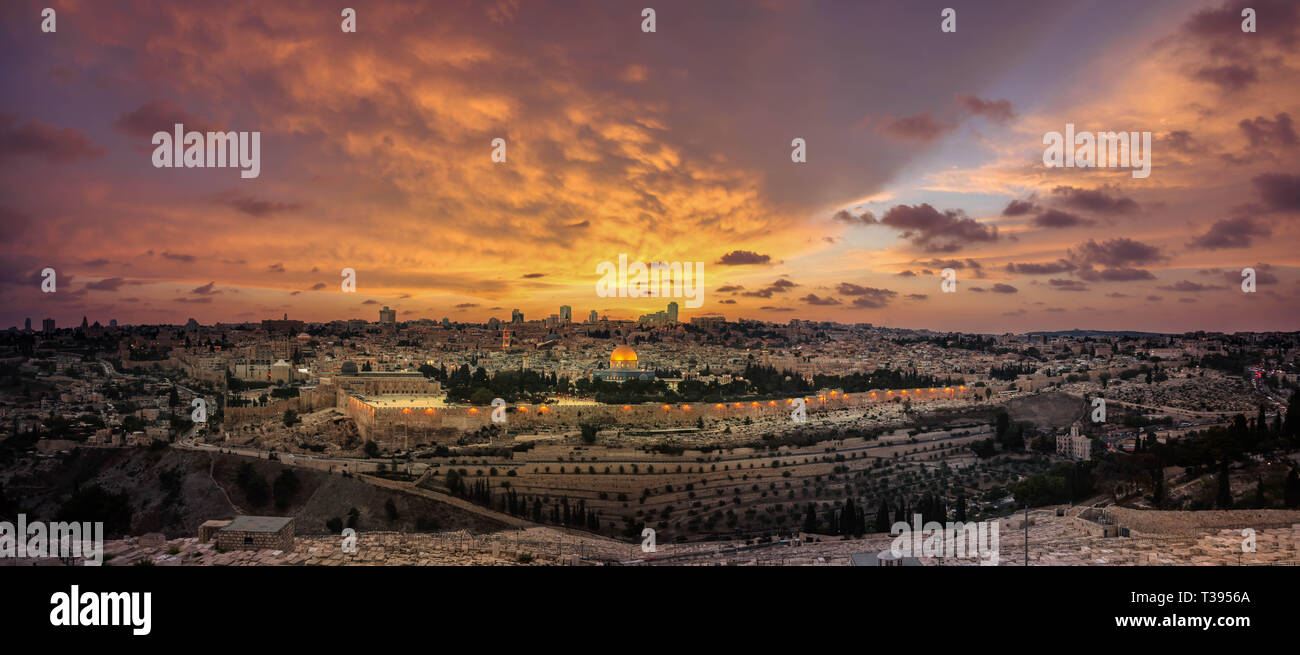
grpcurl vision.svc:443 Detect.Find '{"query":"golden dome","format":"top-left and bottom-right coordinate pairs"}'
top-left (610, 344), bottom-right (637, 369)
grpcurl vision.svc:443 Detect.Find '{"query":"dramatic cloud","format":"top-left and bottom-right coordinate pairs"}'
top-left (956, 95), bottom-right (1016, 123)
top-left (1187, 216), bottom-right (1271, 250)
top-left (191, 281), bottom-right (221, 295)
top-left (213, 193), bottom-right (303, 217)
top-left (800, 293), bottom-right (840, 306)
top-left (85, 277), bottom-right (127, 292)
top-left (879, 112), bottom-right (953, 141)
top-left (1239, 113), bottom-right (1298, 149)
top-left (1050, 186), bottom-right (1139, 215)
top-left (1193, 64), bottom-right (1258, 92)
top-left (836, 284), bottom-right (897, 308)
top-left (870, 204), bottom-right (998, 253)
top-left (0, 116), bottom-right (104, 163)
top-left (1077, 267), bottom-right (1156, 282)
top-left (1032, 209), bottom-right (1093, 229)
top-left (1159, 280), bottom-right (1222, 292)
top-left (112, 99), bottom-right (222, 137)
top-left (741, 278), bottom-right (798, 298)
top-left (1069, 238), bottom-right (1163, 268)
top-left (716, 250), bottom-right (773, 266)
top-left (1049, 279), bottom-right (1089, 291)
top-left (1005, 260), bottom-right (1076, 275)
top-left (1253, 173), bottom-right (1300, 212)
top-left (832, 209), bottom-right (876, 226)
top-left (1001, 199), bottom-right (1037, 217)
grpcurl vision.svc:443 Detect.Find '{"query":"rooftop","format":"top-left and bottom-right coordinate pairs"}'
top-left (220, 516), bottom-right (294, 533)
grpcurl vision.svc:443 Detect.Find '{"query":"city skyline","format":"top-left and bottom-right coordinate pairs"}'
top-left (2, 0), bottom-right (1299, 334)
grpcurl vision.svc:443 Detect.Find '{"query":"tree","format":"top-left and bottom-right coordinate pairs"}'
top-left (363, 440), bottom-right (380, 458)
top-left (56, 485), bottom-right (133, 536)
top-left (1285, 468), bottom-right (1300, 509)
top-left (326, 517), bottom-right (343, 533)
top-left (236, 463), bottom-right (270, 507)
top-left (995, 410), bottom-right (1010, 440)
top-left (874, 499), bottom-right (891, 533)
top-left (273, 469), bottom-right (300, 510)
top-left (470, 387), bottom-right (495, 405)
top-left (1284, 391), bottom-right (1300, 444)
top-left (385, 497), bottom-right (399, 521)
top-left (1152, 465), bottom-right (1165, 506)
top-left (1216, 460), bottom-right (1232, 509)
top-left (346, 507), bottom-right (361, 529)
top-left (283, 409), bottom-right (298, 427)
top-left (579, 423), bottom-right (599, 445)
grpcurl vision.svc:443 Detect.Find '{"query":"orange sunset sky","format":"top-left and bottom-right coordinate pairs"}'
top-left (1, 0), bottom-right (1298, 333)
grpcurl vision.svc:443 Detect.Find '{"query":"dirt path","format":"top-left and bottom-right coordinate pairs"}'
top-left (206, 452), bottom-right (243, 514)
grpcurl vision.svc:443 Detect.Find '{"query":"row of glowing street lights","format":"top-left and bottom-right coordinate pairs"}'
top-left (393, 386), bottom-right (968, 415)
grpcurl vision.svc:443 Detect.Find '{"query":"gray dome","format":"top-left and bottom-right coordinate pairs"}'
top-left (340, 361), bottom-right (359, 375)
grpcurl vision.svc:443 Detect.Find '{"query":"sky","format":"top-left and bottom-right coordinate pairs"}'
top-left (1, 0), bottom-right (1298, 333)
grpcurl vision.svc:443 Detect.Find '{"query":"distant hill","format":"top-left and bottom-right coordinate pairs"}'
top-left (10, 446), bottom-right (510, 538)
top-left (1025, 329), bottom-right (1166, 338)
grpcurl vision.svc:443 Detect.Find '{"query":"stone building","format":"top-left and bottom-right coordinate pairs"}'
top-left (214, 516), bottom-right (295, 551)
top-left (1056, 423), bottom-right (1092, 460)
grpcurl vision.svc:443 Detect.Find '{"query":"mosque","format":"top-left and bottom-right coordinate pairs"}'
top-left (595, 344), bottom-right (656, 383)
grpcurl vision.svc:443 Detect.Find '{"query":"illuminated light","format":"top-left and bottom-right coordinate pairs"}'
top-left (682, 405), bottom-right (691, 411)
top-left (517, 406), bottom-right (528, 412)
top-left (843, 394), bottom-right (850, 400)
top-left (930, 388), bottom-right (936, 392)
top-left (959, 386), bottom-right (965, 390)
top-left (786, 398), bottom-right (793, 404)
top-left (734, 402), bottom-right (743, 408)
top-left (870, 392), bottom-right (877, 398)
top-left (715, 403), bottom-right (724, 409)
top-left (663, 404), bottom-right (671, 410)
top-left (402, 408), bottom-right (411, 414)
top-left (945, 388), bottom-right (952, 392)
top-left (468, 408), bottom-right (479, 414)
top-left (539, 406), bottom-right (550, 413)
top-left (886, 391), bottom-right (892, 395)
top-left (751, 402), bottom-right (759, 408)
top-left (768, 401), bottom-right (777, 406)
top-left (901, 390), bottom-right (907, 395)
top-left (623, 405), bottom-right (632, 411)
top-left (424, 408), bottom-right (435, 415)
top-left (829, 391), bottom-right (837, 396)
